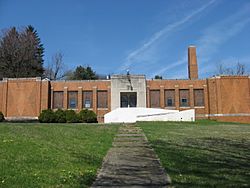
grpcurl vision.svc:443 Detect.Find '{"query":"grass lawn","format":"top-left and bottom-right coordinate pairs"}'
top-left (139, 120), bottom-right (250, 188)
top-left (0, 123), bottom-right (119, 187)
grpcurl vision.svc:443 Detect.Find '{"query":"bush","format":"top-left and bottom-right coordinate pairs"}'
top-left (79, 109), bottom-right (97, 123)
top-left (54, 109), bottom-right (66, 123)
top-left (65, 110), bottom-right (79, 123)
top-left (38, 109), bottom-right (55, 123)
top-left (0, 111), bottom-right (5, 122)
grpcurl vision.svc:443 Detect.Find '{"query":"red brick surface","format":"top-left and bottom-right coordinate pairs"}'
top-left (0, 76), bottom-right (249, 123)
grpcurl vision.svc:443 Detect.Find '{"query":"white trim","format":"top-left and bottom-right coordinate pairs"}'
top-left (194, 106), bottom-right (205, 109)
top-left (196, 113), bottom-right (250, 117)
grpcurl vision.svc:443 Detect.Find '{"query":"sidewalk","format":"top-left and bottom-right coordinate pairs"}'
top-left (91, 124), bottom-right (171, 188)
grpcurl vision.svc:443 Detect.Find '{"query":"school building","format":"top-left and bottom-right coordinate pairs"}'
top-left (0, 46), bottom-right (249, 123)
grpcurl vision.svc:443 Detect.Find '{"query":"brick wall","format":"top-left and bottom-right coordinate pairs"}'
top-left (207, 76), bottom-right (250, 123)
top-left (50, 80), bottom-right (111, 122)
top-left (0, 76), bottom-right (249, 123)
top-left (146, 79), bottom-right (208, 118)
top-left (0, 78), bottom-right (49, 118)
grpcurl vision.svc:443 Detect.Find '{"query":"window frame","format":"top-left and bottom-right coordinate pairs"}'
top-left (164, 89), bottom-right (175, 107)
top-left (194, 89), bottom-right (205, 107)
top-left (150, 90), bottom-right (160, 108)
top-left (97, 90), bottom-right (108, 109)
top-left (68, 91), bottom-right (78, 109)
top-left (83, 91), bottom-right (93, 109)
top-left (53, 91), bottom-right (64, 109)
top-left (179, 89), bottom-right (190, 107)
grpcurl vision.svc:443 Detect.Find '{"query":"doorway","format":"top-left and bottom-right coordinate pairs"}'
top-left (120, 92), bottom-right (137, 108)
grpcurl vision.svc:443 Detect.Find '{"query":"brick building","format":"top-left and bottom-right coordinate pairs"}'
top-left (0, 46), bottom-right (249, 123)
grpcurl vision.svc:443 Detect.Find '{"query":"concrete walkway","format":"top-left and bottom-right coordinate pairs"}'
top-left (91, 124), bottom-right (171, 188)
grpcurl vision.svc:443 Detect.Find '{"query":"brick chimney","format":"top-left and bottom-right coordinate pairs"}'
top-left (188, 46), bottom-right (198, 80)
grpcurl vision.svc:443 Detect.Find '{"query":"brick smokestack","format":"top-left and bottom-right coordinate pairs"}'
top-left (188, 46), bottom-right (198, 80)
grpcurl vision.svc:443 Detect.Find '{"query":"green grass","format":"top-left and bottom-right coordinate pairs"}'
top-left (0, 123), bottom-right (119, 187)
top-left (139, 120), bottom-right (250, 187)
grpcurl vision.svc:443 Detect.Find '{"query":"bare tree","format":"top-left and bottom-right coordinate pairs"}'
top-left (44, 52), bottom-right (66, 80)
top-left (217, 62), bottom-right (248, 76)
top-left (236, 62), bottom-right (245, 75)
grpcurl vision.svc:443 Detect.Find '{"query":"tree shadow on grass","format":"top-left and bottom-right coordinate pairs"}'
top-left (150, 138), bottom-right (250, 188)
top-left (69, 152), bottom-right (102, 187)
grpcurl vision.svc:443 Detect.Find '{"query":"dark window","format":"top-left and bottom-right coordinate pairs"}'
top-left (150, 90), bottom-right (160, 108)
top-left (97, 91), bottom-right (108, 108)
top-left (194, 89), bottom-right (204, 106)
top-left (167, 98), bottom-right (173, 106)
top-left (120, 92), bottom-right (137, 108)
top-left (68, 91), bottom-right (78, 109)
top-left (180, 89), bottom-right (190, 107)
top-left (165, 89), bottom-right (175, 107)
top-left (53, 91), bottom-right (63, 109)
top-left (83, 91), bottom-right (93, 108)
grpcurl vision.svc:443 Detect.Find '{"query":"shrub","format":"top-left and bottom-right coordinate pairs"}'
top-left (54, 109), bottom-right (66, 123)
top-left (0, 111), bottom-right (5, 122)
top-left (38, 109), bottom-right (55, 123)
top-left (65, 110), bottom-right (79, 123)
top-left (79, 109), bottom-right (97, 123)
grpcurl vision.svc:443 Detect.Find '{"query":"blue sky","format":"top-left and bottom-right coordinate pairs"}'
top-left (0, 0), bottom-right (250, 79)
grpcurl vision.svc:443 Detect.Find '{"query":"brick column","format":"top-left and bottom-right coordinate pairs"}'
top-left (107, 86), bottom-right (111, 111)
top-left (203, 84), bottom-right (209, 115)
top-left (63, 87), bottom-right (68, 109)
top-left (36, 78), bottom-right (42, 116)
top-left (146, 86), bottom-right (150, 108)
top-left (160, 85), bottom-right (164, 109)
top-left (175, 85), bottom-right (179, 110)
top-left (50, 87), bottom-right (54, 109)
top-left (78, 87), bottom-right (83, 112)
top-left (2, 79), bottom-right (8, 116)
top-left (41, 80), bottom-right (50, 111)
top-left (92, 86), bottom-right (97, 113)
top-left (189, 85), bottom-right (194, 108)
top-left (216, 76), bottom-right (221, 114)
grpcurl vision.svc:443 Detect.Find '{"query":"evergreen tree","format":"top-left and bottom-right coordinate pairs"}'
top-left (70, 65), bottom-right (98, 80)
top-left (0, 25), bottom-right (44, 79)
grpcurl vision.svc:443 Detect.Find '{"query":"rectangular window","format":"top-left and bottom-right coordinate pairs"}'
top-left (180, 89), bottom-right (190, 107)
top-left (68, 91), bottom-right (78, 109)
top-left (97, 91), bottom-right (108, 108)
top-left (150, 90), bottom-right (160, 108)
top-left (53, 91), bottom-right (63, 109)
top-left (194, 89), bottom-right (204, 106)
top-left (120, 92), bottom-right (137, 108)
top-left (83, 91), bottom-right (93, 108)
top-left (165, 89), bottom-right (175, 107)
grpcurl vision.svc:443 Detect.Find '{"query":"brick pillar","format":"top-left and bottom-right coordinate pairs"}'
top-left (189, 85), bottom-right (194, 108)
top-left (78, 87), bottom-right (82, 112)
top-left (160, 85), bottom-right (165, 108)
top-left (92, 86), bottom-right (97, 113)
top-left (63, 87), bottom-right (68, 109)
top-left (2, 79), bottom-right (8, 116)
top-left (36, 78), bottom-right (42, 116)
top-left (146, 86), bottom-right (150, 108)
top-left (107, 86), bottom-right (111, 111)
top-left (51, 87), bottom-right (54, 109)
top-left (216, 76), bottom-right (221, 114)
top-left (41, 80), bottom-right (50, 111)
top-left (175, 85), bottom-right (179, 110)
top-left (203, 84), bottom-right (209, 115)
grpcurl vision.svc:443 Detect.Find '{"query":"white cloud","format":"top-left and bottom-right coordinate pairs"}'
top-left (119, 0), bottom-right (216, 71)
top-left (152, 3), bottom-right (250, 78)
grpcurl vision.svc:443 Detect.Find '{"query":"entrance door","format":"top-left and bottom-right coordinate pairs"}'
top-left (120, 92), bottom-right (137, 108)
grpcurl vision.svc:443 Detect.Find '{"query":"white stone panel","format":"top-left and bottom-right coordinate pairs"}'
top-left (111, 75), bottom-right (146, 110)
top-left (104, 107), bottom-right (195, 123)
